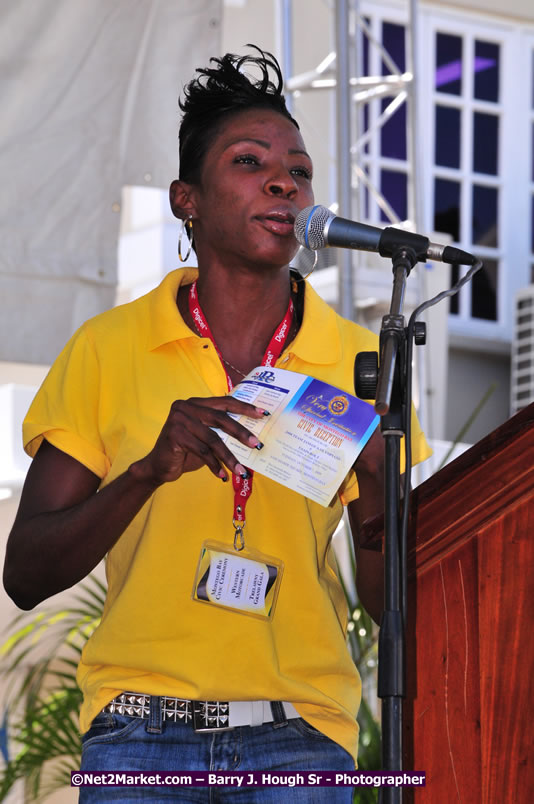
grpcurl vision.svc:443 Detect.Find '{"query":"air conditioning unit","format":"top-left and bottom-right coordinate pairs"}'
top-left (511, 287), bottom-right (534, 415)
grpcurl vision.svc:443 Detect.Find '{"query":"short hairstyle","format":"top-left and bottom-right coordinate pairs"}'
top-left (178, 45), bottom-right (298, 184)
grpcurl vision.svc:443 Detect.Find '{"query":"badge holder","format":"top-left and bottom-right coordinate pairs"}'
top-left (192, 522), bottom-right (284, 621)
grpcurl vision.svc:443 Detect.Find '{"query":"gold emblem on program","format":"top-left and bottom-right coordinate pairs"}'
top-left (328, 395), bottom-right (349, 416)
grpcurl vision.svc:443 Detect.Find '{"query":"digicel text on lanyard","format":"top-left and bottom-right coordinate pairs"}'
top-left (188, 281), bottom-right (294, 533)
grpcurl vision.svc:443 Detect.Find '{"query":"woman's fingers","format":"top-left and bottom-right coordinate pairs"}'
top-left (142, 396), bottom-right (269, 485)
top-left (167, 399), bottom-right (264, 472)
top-left (173, 397), bottom-right (267, 447)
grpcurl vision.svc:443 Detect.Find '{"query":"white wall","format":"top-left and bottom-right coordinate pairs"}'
top-left (446, 346), bottom-right (511, 443)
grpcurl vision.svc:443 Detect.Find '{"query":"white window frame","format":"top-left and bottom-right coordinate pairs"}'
top-left (356, 2), bottom-right (534, 346)
top-left (356, 1), bottom-right (411, 227)
top-left (419, 5), bottom-right (533, 345)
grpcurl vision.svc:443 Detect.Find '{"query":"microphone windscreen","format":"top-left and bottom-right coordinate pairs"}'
top-left (294, 205), bottom-right (333, 250)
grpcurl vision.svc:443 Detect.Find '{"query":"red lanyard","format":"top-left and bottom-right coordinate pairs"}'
top-left (189, 281), bottom-right (294, 547)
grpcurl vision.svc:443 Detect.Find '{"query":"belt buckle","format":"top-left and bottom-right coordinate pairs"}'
top-left (192, 701), bottom-right (231, 733)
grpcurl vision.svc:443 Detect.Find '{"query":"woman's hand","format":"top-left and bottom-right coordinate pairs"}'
top-left (129, 396), bottom-right (267, 488)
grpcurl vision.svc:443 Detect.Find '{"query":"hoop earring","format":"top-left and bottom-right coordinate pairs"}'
top-left (299, 249), bottom-right (318, 280)
top-left (178, 215), bottom-right (193, 262)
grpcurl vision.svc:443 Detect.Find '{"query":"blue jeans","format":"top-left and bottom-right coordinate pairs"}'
top-left (79, 703), bottom-right (355, 802)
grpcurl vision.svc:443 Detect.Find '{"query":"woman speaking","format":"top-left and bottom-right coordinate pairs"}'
top-left (4, 47), bottom-right (430, 802)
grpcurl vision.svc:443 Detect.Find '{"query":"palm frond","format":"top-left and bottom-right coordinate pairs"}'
top-left (0, 573), bottom-right (103, 801)
top-left (0, 686), bottom-right (82, 800)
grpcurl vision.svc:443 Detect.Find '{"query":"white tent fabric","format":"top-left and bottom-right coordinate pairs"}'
top-left (0, 0), bottom-right (221, 363)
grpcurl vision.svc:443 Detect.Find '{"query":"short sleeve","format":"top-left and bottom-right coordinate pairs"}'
top-left (338, 404), bottom-right (433, 506)
top-left (23, 325), bottom-right (110, 478)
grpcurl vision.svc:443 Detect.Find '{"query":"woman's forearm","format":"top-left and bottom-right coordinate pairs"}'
top-left (4, 461), bottom-right (158, 610)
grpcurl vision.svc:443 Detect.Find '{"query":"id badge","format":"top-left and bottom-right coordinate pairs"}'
top-left (192, 541), bottom-right (283, 620)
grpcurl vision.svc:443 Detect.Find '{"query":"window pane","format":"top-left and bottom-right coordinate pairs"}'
top-left (381, 103), bottom-right (407, 160)
top-left (361, 166), bottom-right (370, 219)
top-left (474, 40), bottom-right (500, 102)
top-left (380, 170), bottom-right (407, 222)
top-left (450, 264), bottom-right (460, 315)
top-left (359, 19), bottom-right (370, 155)
top-left (472, 185), bottom-right (498, 247)
top-left (473, 113), bottom-right (499, 175)
top-left (363, 184), bottom-right (370, 219)
top-left (361, 104), bottom-right (370, 133)
top-left (362, 104), bottom-right (370, 154)
top-left (435, 106), bottom-right (461, 168)
top-left (436, 32), bottom-right (463, 95)
top-left (434, 178), bottom-right (460, 241)
top-left (382, 22), bottom-right (406, 73)
top-left (380, 22), bottom-right (407, 160)
top-left (532, 122), bottom-right (534, 182)
top-left (471, 258), bottom-right (498, 320)
top-left (362, 18), bottom-right (370, 75)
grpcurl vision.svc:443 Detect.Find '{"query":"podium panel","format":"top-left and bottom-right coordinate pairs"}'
top-left (364, 403), bottom-right (534, 802)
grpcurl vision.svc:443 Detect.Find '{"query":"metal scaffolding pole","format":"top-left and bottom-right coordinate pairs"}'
top-left (406, 0), bottom-right (429, 443)
top-left (335, 0), bottom-right (355, 321)
top-left (275, 0), bottom-right (294, 115)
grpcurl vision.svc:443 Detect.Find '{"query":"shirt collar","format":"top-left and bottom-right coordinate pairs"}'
top-left (146, 267), bottom-right (199, 351)
top-left (146, 267), bottom-right (343, 365)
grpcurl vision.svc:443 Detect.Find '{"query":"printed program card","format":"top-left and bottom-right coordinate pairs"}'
top-left (218, 367), bottom-right (380, 507)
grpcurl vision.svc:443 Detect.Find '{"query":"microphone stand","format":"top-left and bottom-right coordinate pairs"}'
top-left (357, 244), bottom-right (419, 804)
top-left (353, 241), bottom-right (483, 804)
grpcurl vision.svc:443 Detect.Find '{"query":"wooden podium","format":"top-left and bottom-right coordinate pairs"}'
top-left (364, 403), bottom-right (534, 802)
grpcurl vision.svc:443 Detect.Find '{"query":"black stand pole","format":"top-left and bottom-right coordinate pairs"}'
top-left (375, 247), bottom-right (417, 804)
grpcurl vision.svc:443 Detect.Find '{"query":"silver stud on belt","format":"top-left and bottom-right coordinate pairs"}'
top-left (103, 692), bottom-right (232, 732)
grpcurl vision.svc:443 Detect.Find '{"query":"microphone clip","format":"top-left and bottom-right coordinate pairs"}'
top-left (379, 228), bottom-right (429, 265)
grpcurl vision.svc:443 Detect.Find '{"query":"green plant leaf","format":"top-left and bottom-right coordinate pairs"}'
top-left (0, 574), bottom-right (102, 801)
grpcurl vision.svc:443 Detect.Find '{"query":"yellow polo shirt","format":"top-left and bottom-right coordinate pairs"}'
top-left (23, 267), bottom-right (431, 764)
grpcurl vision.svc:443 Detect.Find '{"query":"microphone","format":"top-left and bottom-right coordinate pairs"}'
top-left (294, 204), bottom-right (476, 266)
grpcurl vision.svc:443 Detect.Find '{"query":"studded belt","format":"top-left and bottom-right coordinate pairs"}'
top-left (103, 691), bottom-right (300, 733)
